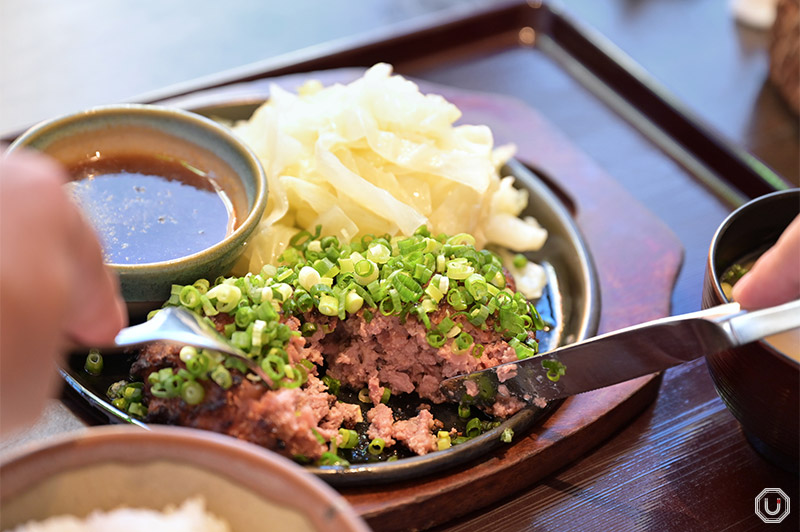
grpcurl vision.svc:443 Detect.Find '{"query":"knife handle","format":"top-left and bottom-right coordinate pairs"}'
top-left (721, 299), bottom-right (800, 347)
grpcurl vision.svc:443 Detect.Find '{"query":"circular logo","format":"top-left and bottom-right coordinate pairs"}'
top-left (755, 488), bottom-right (791, 524)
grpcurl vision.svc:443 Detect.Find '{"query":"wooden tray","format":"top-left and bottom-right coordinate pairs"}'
top-left (160, 72), bottom-right (683, 530)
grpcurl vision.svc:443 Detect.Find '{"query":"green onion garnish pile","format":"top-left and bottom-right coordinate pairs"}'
top-left (117, 225), bottom-right (544, 423)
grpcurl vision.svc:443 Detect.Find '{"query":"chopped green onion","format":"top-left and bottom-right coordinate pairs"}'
top-left (235, 306), bottom-right (256, 328)
top-left (468, 305), bottom-right (490, 326)
top-left (206, 284), bottom-right (241, 313)
top-left (466, 417), bottom-right (483, 439)
top-left (301, 322), bottom-right (318, 337)
top-left (454, 331), bottom-right (474, 353)
top-left (163, 374), bottom-right (183, 397)
top-left (322, 375), bottom-right (341, 395)
top-left (531, 307), bottom-right (545, 330)
top-left (289, 229), bottom-right (313, 248)
top-left (512, 254), bottom-right (527, 269)
top-left (298, 266), bottom-right (321, 291)
top-left (179, 345), bottom-right (198, 363)
top-left (367, 243), bottom-right (391, 264)
top-left (281, 364), bottom-right (307, 389)
top-left (272, 283), bottom-right (293, 302)
top-left (262, 354), bottom-right (286, 381)
top-left (180, 380), bottom-right (205, 405)
top-left (338, 257), bottom-right (354, 273)
top-left (84, 350), bottom-right (103, 375)
top-left (150, 383), bottom-right (168, 398)
top-left (542, 359), bottom-right (566, 382)
top-left (179, 285), bottom-right (202, 309)
top-left (123, 385), bottom-right (143, 402)
top-left (127, 402), bottom-right (147, 417)
top-left (426, 331), bottom-right (446, 348)
top-left (211, 366), bottom-right (232, 389)
top-left (501, 427), bottom-right (514, 443)
top-left (318, 294), bottom-right (339, 316)
top-left (318, 451), bottom-right (350, 467)
top-left (311, 428), bottom-right (326, 445)
top-left (368, 438), bottom-right (385, 455)
top-left (338, 428), bottom-right (359, 449)
top-left (381, 387), bottom-right (391, 404)
top-left (446, 288), bottom-right (467, 311)
top-left (509, 337), bottom-right (536, 360)
top-left (472, 343), bottom-right (485, 359)
top-left (437, 430), bottom-right (452, 451)
top-left (107, 380), bottom-right (126, 399)
top-left (464, 273), bottom-right (488, 300)
top-left (358, 388), bottom-right (370, 403)
top-left (345, 290), bottom-right (364, 314)
top-left (200, 294), bottom-right (218, 316)
top-left (354, 259), bottom-right (379, 285)
top-left (425, 281), bottom-right (444, 302)
top-left (446, 258), bottom-right (474, 280)
top-left (112, 397), bottom-right (128, 410)
top-left (313, 257), bottom-right (339, 278)
top-left (185, 352), bottom-right (209, 377)
top-left (446, 233), bottom-right (476, 246)
top-left (193, 278), bottom-right (210, 294)
top-left (390, 271), bottom-right (423, 302)
top-left (251, 319), bottom-right (266, 347)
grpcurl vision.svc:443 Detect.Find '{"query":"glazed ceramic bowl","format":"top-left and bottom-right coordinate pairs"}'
top-left (8, 104), bottom-right (267, 318)
top-left (0, 426), bottom-right (370, 531)
top-left (702, 188), bottom-right (800, 472)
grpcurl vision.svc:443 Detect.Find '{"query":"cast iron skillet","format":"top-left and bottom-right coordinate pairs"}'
top-left (61, 101), bottom-right (600, 486)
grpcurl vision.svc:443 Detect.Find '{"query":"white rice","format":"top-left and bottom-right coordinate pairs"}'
top-left (5, 497), bottom-right (230, 532)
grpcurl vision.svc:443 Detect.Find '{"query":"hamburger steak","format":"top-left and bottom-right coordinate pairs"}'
top-left (120, 227), bottom-right (545, 464)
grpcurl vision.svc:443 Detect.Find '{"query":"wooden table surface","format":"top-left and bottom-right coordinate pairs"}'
top-left (1, 1), bottom-right (798, 531)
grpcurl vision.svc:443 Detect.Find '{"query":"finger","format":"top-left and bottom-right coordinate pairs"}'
top-left (1, 148), bottom-right (67, 186)
top-left (62, 203), bottom-right (128, 346)
top-left (732, 215), bottom-right (800, 309)
top-left (0, 150), bottom-right (72, 434)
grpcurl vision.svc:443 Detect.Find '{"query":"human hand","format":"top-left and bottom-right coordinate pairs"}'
top-left (0, 149), bottom-right (127, 435)
top-left (731, 213), bottom-right (800, 309)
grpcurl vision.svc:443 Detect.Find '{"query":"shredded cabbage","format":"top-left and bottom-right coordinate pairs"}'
top-left (231, 63), bottom-right (547, 274)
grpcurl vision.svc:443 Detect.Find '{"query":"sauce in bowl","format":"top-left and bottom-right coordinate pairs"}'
top-left (67, 153), bottom-right (237, 265)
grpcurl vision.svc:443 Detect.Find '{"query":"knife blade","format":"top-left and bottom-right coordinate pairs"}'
top-left (439, 299), bottom-right (800, 408)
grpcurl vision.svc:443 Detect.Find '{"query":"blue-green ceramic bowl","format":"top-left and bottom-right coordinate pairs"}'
top-left (9, 104), bottom-right (267, 318)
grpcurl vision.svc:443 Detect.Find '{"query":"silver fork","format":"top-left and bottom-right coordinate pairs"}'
top-left (113, 306), bottom-right (272, 385)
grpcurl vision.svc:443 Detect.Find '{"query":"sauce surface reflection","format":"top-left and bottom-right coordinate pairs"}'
top-left (68, 154), bottom-right (235, 264)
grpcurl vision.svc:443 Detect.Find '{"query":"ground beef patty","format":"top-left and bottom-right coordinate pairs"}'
top-left (131, 317), bottom-right (361, 461)
top-left (131, 266), bottom-right (534, 461)
top-left (313, 306), bottom-right (527, 406)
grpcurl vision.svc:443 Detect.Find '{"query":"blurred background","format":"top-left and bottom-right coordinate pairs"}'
top-left (3, 0), bottom-right (796, 317)
top-left (2, 0), bottom-right (797, 189)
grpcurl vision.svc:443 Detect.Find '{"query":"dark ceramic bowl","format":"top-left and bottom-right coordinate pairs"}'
top-left (8, 104), bottom-right (268, 318)
top-left (702, 188), bottom-right (800, 472)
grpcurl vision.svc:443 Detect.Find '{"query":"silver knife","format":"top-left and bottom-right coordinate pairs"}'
top-left (439, 299), bottom-right (800, 407)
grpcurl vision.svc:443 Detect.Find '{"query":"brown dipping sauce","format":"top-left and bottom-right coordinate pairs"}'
top-left (68, 153), bottom-right (237, 264)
